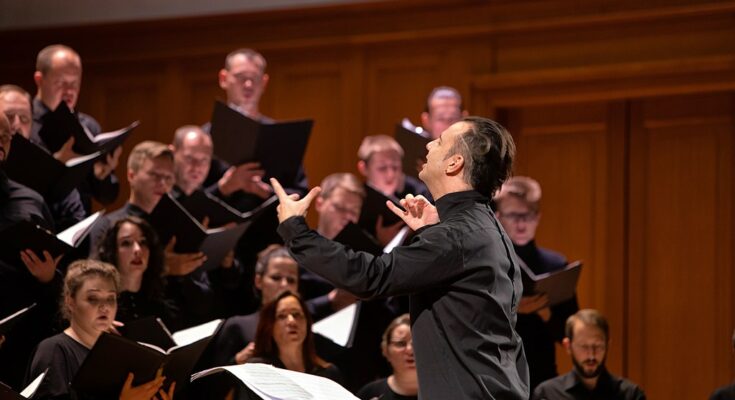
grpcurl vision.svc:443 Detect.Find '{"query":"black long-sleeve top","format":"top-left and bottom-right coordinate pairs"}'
top-left (277, 190), bottom-right (529, 400)
top-left (31, 98), bottom-right (120, 213)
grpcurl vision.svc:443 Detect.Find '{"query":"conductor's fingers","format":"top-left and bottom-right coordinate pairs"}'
top-left (301, 186), bottom-right (322, 207)
top-left (387, 200), bottom-right (408, 220)
top-left (269, 178), bottom-right (289, 200)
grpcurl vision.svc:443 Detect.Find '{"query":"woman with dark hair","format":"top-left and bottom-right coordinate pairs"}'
top-left (249, 291), bottom-right (342, 383)
top-left (97, 216), bottom-right (179, 330)
top-left (26, 259), bottom-right (174, 400)
top-left (357, 313), bottom-right (417, 400)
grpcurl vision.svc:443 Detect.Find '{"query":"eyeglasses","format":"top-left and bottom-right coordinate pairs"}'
top-left (231, 73), bottom-right (263, 86)
top-left (4, 111), bottom-right (31, 125)
top-left (389, 339), bottom-right (413, 350)
top-left (498, 211), bottom-right (537, 224)
top-left (145, 170), bottom-right (174, 185)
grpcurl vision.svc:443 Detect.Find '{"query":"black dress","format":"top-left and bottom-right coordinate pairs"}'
top-left (25, 332), bottom-right (94, 400)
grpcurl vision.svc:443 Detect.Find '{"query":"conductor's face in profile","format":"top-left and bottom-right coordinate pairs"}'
top-left (418, 121), bottom-right (467, 189)
top-left (315, 186), bottom-right (363, 240)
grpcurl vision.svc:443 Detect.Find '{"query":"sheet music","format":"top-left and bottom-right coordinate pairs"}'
top-left (312, 303), bottom-right (357, 347)
top-left (20, 370), bottom-right (46, 398)
top-left (383, 226), bottom-right (411, 253)
top-left (57, 211), bottom-right (103, 246)
top-left (171, 319), bottom-right (222, 348)
top-left (65, 151), bottom-right (101, 167)
top-left (191, 364), bottom-right (359, 400)
top-left (279, 368), bottom-right (359, 400)
top-left (192, 364), bottom-right (312, 400)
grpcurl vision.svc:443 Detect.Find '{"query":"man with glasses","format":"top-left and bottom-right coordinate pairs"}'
top-left (533, 309), bottom-right (646, 399)
top-left (89, 141), bottom-right (206, 275)
top-left (0, 84), bottom-right (86, 231)
top-left (494, 176), bottom-right (579, 391)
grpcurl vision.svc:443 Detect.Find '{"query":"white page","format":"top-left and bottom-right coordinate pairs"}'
top-left (172, 319), bottom-right (222, 347)
top-left (383, 226), bottom-right (410, 253)
top-left (91, 123), bottom-right (135, 143)
top-left (21, 371), bottom-right (46, 398)
top-left (192, 364), bottom-right (312, 400)
top-left (0, 303), bottom-right (35, 326)
top-left (312, 303), bottom-right (357, 347)
top-left (65, 150), bottom-right (101, 167)
top-left (280, 368), bottom-right (359, 400)
top-left (56, 211), bottom-right (103, 246)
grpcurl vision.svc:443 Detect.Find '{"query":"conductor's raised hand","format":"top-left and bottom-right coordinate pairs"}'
top-left (386, 194), bottom-right (439, 231)
top-left (270, 178), bottom-right (321, 223)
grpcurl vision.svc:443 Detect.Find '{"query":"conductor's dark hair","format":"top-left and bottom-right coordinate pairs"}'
top-left (447, 116), bottom-right (515, 197)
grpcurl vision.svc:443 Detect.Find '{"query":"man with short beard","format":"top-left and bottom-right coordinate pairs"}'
top-left (533, 309), bottom-right (646, 400)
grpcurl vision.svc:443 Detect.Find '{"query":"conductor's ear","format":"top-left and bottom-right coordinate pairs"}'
top-left (445, 155), bottom-right (464, 175)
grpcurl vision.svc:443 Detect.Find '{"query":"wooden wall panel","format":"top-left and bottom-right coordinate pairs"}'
top-left (628, 92), bottom-right (734, 399)
top-left (365, 51), bottom-right (441, 136)
top-left (503, 101), bottom-right (626, 375)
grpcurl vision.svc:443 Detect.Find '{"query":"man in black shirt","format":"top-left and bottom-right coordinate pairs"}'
top-left (0, 114), bottom-right (61, 390)
top-left (0, 84), bottom-right (85, 231)
top-left (30, 44), bottom-right (121, 214)
top-left (533, 309), bottom-right (646, 400)
top-left (271, 117), bottom-right (529, 399)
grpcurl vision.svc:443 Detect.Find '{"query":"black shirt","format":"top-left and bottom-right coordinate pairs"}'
top-left (357, 378), bottom-right (418, 400)
top-left (0, 171), bottom-right (53, 232)
top-left (514, 240), bottom-right (579, 390)
top-left (277, 190), bottom-right (529, 400)
top-left (533, 369), bottom-right (646, 400)
top-left (31, 98), bottom-right (120, 214)
top-left (26, 332), bottom-right (95, 400)
top-left (0, 173), bottom-right (59, 390)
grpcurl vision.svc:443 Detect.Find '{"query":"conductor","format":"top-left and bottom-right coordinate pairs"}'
top-left (271, 117), bottom-right (529, 399)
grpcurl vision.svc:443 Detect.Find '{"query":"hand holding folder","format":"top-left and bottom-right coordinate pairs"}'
top-left (209, 101), bottom-right (312, 186)
top-left (72, 319), bottom-right (222, 397)
top-left (38, 101), bottom-right (138, 156)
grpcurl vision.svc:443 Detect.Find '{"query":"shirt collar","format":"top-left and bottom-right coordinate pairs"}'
top-left (32, 97), bottom-right (51, 121)
top-left (564, 368), bottom-right (615, 393)
top-left (434, 190), bottom-right (489, 221)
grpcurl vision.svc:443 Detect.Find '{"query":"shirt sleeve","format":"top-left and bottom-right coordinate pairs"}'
top-left (277, 216), bottom-right (461, 299)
